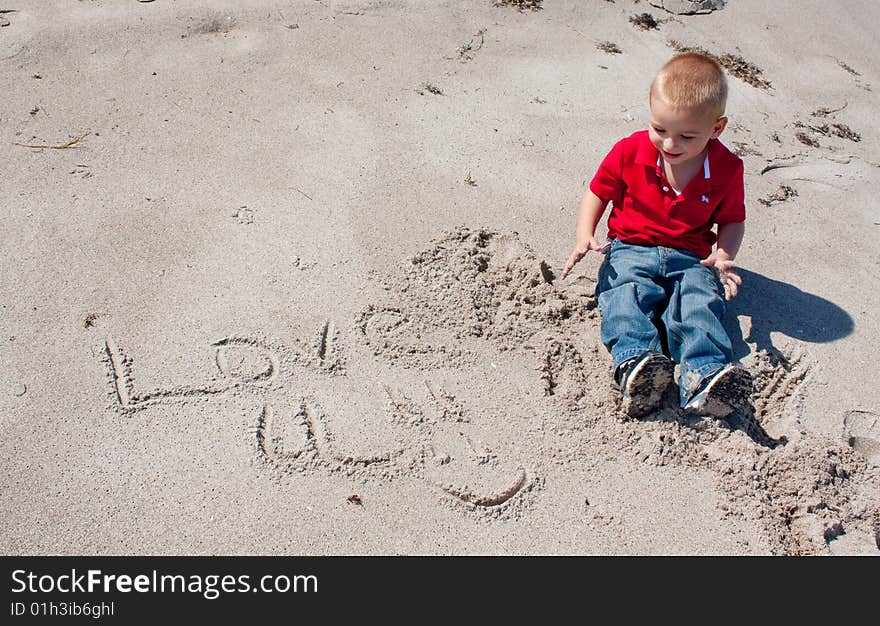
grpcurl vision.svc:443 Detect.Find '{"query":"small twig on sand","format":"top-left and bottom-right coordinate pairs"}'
top-left (14, 132), bottom-right (89, 149)
top-left (292, 187), bottom-right (313, 201)
top-left (759, 156), bottom-right (803, 175)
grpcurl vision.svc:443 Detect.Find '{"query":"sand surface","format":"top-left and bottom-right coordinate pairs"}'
top-left (2, 0), bottom-right (879, 555)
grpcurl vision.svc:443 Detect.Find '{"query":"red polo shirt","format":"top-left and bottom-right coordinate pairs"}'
top-left (589, 130), bottom-right (745, 259)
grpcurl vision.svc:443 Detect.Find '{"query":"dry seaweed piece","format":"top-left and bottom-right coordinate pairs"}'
top-left (731, 142), bottom-right (760, 157)
top-left (717, 53), bottom-right (771, 90)
top-left (836, 59), bottom-right (860, 76)
top-left (667, 41), bottom-right (771, 90)
top-left (494, 0), bottom-right (543, 11)
top-left (417, 82), bottom-right (443, 96)
top-left (464, 173), bottom-right (477, 186)
top-left (597, 41), bottom-right (622, 55)
top-left (795, 131), bottom-right (819, 148)
top-left (457, 29), bottom-right (485, 62)
top-left (830, 123), bottom-right (861, 142)
top-left (758, 185), bottom-right (798, 207)
top-left (83, 313), bottom-right (99, 329)
top-left (347, 494), bottom-right (363, 506)
top-left (630, 13), bottom-right (659, 30)
top-left (667, 39), bottom-right (709, 55)
top-left (795, 120), bottom-right (861, 143)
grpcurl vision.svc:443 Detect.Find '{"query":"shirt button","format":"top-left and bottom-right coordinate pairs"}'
top-left (662, 186), bottom-right (669, 192)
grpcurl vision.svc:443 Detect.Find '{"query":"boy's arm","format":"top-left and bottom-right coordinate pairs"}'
top-left (700, 221), bottom-right (745, 300)
top-left (715, 221), bottom-right (744, 260)
top-left (561, 189), bottom-right (609, 279)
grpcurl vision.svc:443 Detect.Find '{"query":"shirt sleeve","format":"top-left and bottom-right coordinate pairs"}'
top-left (589, 138), bottom-right (626, 205)
top-left (712, 160), bottom-right (746, 224)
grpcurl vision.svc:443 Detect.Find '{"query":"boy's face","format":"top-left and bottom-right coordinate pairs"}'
top-left (648, 96), bottom-right (728, 166)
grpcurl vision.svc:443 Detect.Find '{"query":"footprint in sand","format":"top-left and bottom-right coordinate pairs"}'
top-left (843, 410), bottom-right (880, 465)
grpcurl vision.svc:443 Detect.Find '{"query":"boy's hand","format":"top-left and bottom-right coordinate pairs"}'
top-left (700, 252), bottom-right (742, 300)
top-left (561, 236), bottom-right (605, 279)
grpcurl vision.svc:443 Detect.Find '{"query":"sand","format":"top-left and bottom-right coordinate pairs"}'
top-left (2, 0), bottom-right (879, 555)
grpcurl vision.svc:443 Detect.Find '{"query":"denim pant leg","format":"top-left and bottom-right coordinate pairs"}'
top-left (595, 242), bottom-right (668, 372)
top-left (660, 251), bottom-right (733, 405)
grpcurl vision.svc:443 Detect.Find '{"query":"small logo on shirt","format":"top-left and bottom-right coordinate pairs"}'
top-left (701, 194), bottom-right (710, 203)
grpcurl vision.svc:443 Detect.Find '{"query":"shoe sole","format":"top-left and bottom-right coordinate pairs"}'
top-left (686, 366), bottom-right (753, 419)
top-left (620, 354), bottom-right (674, 419)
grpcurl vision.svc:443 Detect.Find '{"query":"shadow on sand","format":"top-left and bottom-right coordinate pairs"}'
top-left (724, 268), bottom-right (855, 361)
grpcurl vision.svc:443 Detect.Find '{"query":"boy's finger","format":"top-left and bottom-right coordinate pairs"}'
top-left (726, 279), bottom-right (738, 299)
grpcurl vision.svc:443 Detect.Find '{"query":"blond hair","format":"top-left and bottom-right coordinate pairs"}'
top-left (650, 52), bottom-right (727, 118)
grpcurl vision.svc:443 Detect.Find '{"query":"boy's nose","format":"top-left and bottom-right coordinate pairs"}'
top-left (663, 138), bottom-right (678, 151)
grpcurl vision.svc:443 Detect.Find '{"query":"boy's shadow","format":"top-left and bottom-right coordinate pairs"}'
top-left (653, 269), bottom-right (853, 449)
top-left (723, 268), bottom-right (854, 360)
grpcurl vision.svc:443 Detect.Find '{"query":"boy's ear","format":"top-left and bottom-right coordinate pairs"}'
top-left (711, 116), bottom-right (728, 138)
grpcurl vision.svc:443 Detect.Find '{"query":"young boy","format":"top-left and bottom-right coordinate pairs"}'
top-left (562, 52), bottom-right (752, 419)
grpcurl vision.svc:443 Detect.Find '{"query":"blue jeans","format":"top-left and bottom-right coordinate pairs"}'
top-left (595, 239), bottom-right (733, 406)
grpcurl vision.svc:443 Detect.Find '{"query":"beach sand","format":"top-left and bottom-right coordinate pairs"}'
top-left (2, 0), bottom-right (878, 555)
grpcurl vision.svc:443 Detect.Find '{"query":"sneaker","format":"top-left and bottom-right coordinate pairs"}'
top-left (615, 351), bottom-right (674, 419)
top-left (684, 364), bottom-right (753, 418)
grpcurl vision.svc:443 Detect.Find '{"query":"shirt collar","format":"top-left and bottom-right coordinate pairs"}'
top-left (655, 154), bottom-right (710, 176)
top-left (637, 132), bottom-right (717, 187)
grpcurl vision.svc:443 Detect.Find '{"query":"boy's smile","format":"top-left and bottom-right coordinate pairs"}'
top-left (648, 97), bottom-right (727, 168)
